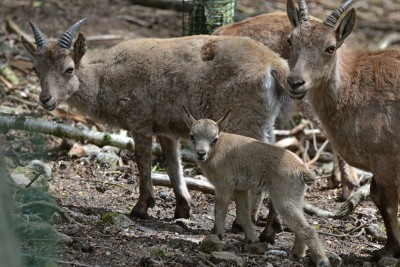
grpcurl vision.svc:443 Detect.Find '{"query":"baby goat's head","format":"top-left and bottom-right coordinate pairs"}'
top-left (22, 19), bottom-right (88, 111)
top-left (183, 107), bottom-right (231, 162)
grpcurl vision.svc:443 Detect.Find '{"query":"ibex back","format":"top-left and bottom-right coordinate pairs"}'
top-left (285, 0), bottom-right (400, 259)
top-left (183, 108), bottom-right (329, 267)
top-left (22, 20), bottom-right (290, 220)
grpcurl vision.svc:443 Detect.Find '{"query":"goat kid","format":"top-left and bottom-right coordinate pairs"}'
top-left (285, 0), bottom-right (400, 259)
top-left (22, 20), bottom-right (290, 221)
top-left (183, 108), bottom-right (329, 267)
top-left (213, 10), bottom-right (359, 201)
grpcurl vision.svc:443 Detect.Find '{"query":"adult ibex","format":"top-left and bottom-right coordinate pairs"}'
top-left (285, 0), bottom-right (400, 259)
top-left (213, 10), bottom-right (359, 201)
top-left (183, 108), bottom-right (329, 266)
top-left (22, 20), bottom-right (290, 224)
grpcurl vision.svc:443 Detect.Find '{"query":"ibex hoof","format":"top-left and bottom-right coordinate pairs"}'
top-left (174, 205), bottom-right (192, 219)
top-left (129, 197), bottom-right (156, 219)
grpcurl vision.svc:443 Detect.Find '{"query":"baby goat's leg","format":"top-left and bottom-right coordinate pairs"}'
top-left (276, 201), bottom-right (329, 266)
top-left (158, 136), bottom-right (192, 219)
top-left (213, 188), bottom-right (233, 240)
top-left (235, 190), bottom-right (258, 243)
top-left (130, 134), bottom-right (155, 219)
top-left (259, 201), bottom-right (282, 244)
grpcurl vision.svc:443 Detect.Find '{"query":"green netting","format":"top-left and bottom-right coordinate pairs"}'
top-left (182, 0), bottom-right (236, 36)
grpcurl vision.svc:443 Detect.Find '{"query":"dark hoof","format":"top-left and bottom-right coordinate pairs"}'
top-left (370, 247), bottom-right (400, 261)
top-left (231, 219), bottom-right (244, 233)
top-left (259, 228), bottom-right (276, 245)
top-left (174, 206), bottom-right (191, 219)
top-left (129, 197), bottom-right (156, 219)
top-left (129, 209), bottom-right (149, 219)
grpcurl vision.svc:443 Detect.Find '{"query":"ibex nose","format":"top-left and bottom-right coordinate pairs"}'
top-left (196, 150), bottom-right (207, 160)
top-left (40, 95), bottom-right (52, 105)
top-left (287, 76), bottom-right (305, 90)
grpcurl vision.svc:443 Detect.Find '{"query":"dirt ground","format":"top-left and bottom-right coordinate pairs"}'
top-left (1, 0), bottom-right (400, 266)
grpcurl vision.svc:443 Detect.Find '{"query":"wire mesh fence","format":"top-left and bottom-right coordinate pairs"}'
top-left (182, 0), bottom-right (236, 36)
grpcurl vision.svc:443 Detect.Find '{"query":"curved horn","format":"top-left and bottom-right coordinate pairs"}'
top-left (325, 0), bottom-right (353, 28)
top-left (298, 0), bottom-right (309, 22)
top-left (28, 21), bottom-right (47, 48)
top-left (58, 19), bottom-right (88, 49)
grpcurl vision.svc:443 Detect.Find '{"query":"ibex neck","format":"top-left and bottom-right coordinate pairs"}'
top-left (67, 56), bottom-right (106, 122)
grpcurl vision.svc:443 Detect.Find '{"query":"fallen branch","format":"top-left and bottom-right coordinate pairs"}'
top-left (304, 183), bottom-right (370, 219)
top-left (0, 113), bottom-right (196, 162)
top-left (152, 173), bottom-right (215, 194)
top-left (17, 200), bottom-right (83, 226)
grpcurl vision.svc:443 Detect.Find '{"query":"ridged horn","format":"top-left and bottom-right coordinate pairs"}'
top-left (324, 0), bottom-right (353, 28)
top-left (28, 20), bottom-right (47, 48)
top-left (58, 19), bottom-right (88, 49)
top-left (298, 0), bottom-right (309, 22)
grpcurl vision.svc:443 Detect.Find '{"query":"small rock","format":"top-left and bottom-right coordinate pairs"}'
top-left (326, 251), bottom-right (342, 267)
top-left (63, 224), bottom-right (81, 236)
top-left (265, 263), bottom-right (274, 267)
top-left (223, 241), bottom-right (239, 253)
top-left (247, 242), bottom-right (268, 255)
top-left (363, 262), bottom-right (373, 267)
top-left (210, 251), bottom-right (244, 267)
top-left (81, 242), bottom-right (94, 253)
top-left (378, 257), bottom-right (399, 267)
top-left (167, 224), bottom-right (184, 234)
top-left (101, 145), bottom-right (120, 154)
top-left (200, 234), bottom-right (223, 253)
top-left (68, 143), bottom-right (101, 158)
top-left (265, 249), bottom-right (288, 258)
top-left (112, 214), bottom-right (133, 229)
top-left (10, 160), bottom-right (51, 191)
top-left (96, 152), bottom-right (123, 170)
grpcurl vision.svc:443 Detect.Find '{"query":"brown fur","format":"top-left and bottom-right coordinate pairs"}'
top-left (213, 10), bottom-right (359, 201)
top-left (183, 112), bottom-right (329, 267)
top-left (286, 0), bottom-right (400, 259)
top-left (22, 25), bottom-right (290, 220)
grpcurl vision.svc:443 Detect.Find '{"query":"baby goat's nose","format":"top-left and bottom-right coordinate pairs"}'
top-left (197, 150), bottom-right (207, 159)
top-left (287, 76), bottom-right (305, 90)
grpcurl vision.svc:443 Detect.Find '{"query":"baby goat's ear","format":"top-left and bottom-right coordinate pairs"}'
top-left (21, 36), bottom-right (37, 56)
top-left (73, 32), bottom-right (87, 65)
top-left (216, 110), bottom-right (231, 132)
top-left (182, 106), bottom-right (197, 129)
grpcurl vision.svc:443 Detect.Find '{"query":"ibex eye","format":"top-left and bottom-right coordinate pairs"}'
top-left (65, 67), bottom-right (74, 75)
top-left (325, 46), bottom-right (335, 54)
top-left (32, 67), bottom-right (38, 75)
top-left (190, 135), bottom-right (195, 141)
top-left (212, 138), bottom-right (218, 145)
top-left (287, 38), bottom-right (292, 46)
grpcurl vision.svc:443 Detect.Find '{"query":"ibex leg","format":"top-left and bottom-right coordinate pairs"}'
top-left (130, 134), bottom-right (155, 219)
top-left (370, 177), bottom-right (400, 259)
top-left (158, 136), bottom-right (191, 219)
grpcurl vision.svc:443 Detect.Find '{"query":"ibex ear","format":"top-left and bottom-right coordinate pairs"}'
top-left (73, 32), bottom-right (87, 65)
top-left (216, 110), bottom-right (231, 132)
top-left (335, 8), bottom-right (356, 46)
top-left (287, 0), bottom-right (300, 28)
top-left (21, 36), bottom-right (37, 56)
top-left (182, 106), bottom-right (197, 129)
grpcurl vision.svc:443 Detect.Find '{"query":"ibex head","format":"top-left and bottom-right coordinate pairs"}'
top-left (183, 107), bottom-right (231, 162)
top-left (285, 0), bottom-right (355, 99)
top-left (22, 19), bottom-right (88, 110)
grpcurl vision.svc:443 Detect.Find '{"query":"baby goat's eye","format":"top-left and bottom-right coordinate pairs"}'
top-left (65, 67), bottom-right (74, 75)
top-left (211, 138), bottom-right (218, 145)
top-left (287, 38), bottom-right (292, 46)
top-left (32, 67), bottom-right (38, 75)
top-left (325, 46), bottom-right (336, 54)
top-left (190, 135), bottom-right (195, 142)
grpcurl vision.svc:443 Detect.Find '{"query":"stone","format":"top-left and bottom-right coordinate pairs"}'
top-left (102, 212), bottom-right (133, 229)
top-left (200, 234), bottom-right (223, 254)
top-left (96, 152), bottom-right (123, 170)
top-left (210, 251), bottom-right (244, 267)
top-left (265, 249), bottom-right (288, 258)
top-left (326, 251), bottom-right (342, 267)
top-left (247, 242), bottom-right (268, 255)
top-left (167, 224), bottom-right (184, 234)
top-left (10, 160), bottom-right (51, 191)
top-left (223, 241), bottom-right (239, 253)
top-left (378, 257), bottom-right (399, 267)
